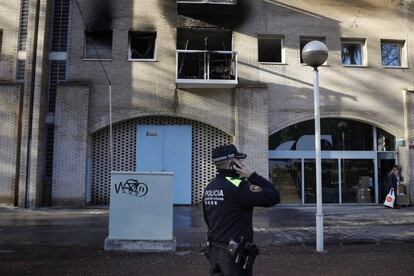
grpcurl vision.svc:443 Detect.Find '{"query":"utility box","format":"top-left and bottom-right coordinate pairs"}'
top-left (104, 171), bottom-right (175, 252)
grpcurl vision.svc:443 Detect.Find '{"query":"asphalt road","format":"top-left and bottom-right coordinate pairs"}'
top-left (1, 243), bottom-right (414, 276)
top-left (2, 206), bottom-right (414, 275)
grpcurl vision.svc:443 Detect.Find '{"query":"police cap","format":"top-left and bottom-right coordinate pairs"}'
top-left (212, 144), bottom-right (247, 162)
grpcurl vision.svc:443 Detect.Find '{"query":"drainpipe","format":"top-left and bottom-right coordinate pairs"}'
top-left (402, 1), bottom-right (413, 201)
top-left (402, 90), bottom-right (410, 196)
top-left (403, 0), bottom-right (412, 83)
top-left (14, 84), bottom-right (24, 206)
top-left (24, 0), bottom-right (42, 208)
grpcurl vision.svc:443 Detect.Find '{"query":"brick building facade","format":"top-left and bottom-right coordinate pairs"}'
top-left (0, 0), bottom-right (413, 207)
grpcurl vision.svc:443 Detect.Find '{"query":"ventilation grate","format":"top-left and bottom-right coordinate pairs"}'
top-left (45, 124), bottom-right (55, 180)
top-left (51, 0), bottom-right (71, 51)
top-left (92, 117), bottom-right (232, 205)
top-left (48, 60), bottom-right (67, 112)
top-left (43, 1), bottom-right (70, 203)
top-left (18, 0), bottom-right (30, 51)
top-left (16, 60), bottom-right (26, 81)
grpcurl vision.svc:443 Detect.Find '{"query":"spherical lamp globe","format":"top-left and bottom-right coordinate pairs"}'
top-left (302, 41), bottom-right (328, 68)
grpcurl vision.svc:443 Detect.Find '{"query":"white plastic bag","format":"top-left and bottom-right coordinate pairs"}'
top-left (383, 188), bottom-right (395, 208)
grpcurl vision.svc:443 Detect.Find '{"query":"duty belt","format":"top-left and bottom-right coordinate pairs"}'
top-left (208, 240), bottom-right (228, 250)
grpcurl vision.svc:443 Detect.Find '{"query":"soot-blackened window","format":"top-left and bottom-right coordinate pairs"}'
top-left (258, 36), bottom-right (283, 63)
top-left (176, 28), bottom-right (232, 50)
top-left (129, 32), bottom-right (157, 60)
top-left (84, 31), bottom-right (113, 59)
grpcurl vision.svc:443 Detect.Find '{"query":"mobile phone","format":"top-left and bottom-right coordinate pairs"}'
top-left (229, 161), bottom-right (239, 172)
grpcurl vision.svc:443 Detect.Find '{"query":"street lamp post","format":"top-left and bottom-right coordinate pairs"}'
top-left (302, 41), bottom-right (329, 253)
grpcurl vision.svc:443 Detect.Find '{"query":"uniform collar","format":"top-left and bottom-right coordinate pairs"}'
top-left (217, 169), bottom-right (240, 178)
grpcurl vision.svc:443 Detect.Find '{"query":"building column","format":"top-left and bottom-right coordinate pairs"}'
top-left (17, 0), bottom-right (50, 208)
top-left (0, 84), bottom-right (23, 205)
top-left (234, 86), bottom-right (269, 178)
top-left (52, 83), bottom-right (90, 206)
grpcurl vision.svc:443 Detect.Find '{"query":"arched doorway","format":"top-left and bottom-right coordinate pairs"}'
top-left (269, 118), bottom-right (396, 204)
top-left (91, 116), bottom-right (232, 205)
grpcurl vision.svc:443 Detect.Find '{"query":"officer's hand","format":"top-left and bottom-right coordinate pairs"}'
top-left (234, 160), bottom-right (253, 178)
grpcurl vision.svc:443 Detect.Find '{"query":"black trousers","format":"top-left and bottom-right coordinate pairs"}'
top-left (208, 246), bottom-right (253, 276)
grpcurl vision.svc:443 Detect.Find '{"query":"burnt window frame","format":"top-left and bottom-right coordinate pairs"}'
top-left (83, 31), bottom-right (113, 60)
top-left (177, 0), bottom-right (238, 3)
top-left (257, 35), bottom-right (285, 64)
top-left (380, 39), bottom-right (407, 68)
top-left (341, 38), bottom-right (367, 67)
top-left (128, 31), bottom-right (157, 61)
top-left (300, 36), bottom-right (327, 65)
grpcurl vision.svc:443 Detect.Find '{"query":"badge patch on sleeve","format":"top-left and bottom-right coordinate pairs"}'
top-left (249, 185), bottom-right (263, 192)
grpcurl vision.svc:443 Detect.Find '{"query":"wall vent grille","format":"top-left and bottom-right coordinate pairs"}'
top-left (51, 0), bottom-right (70, 51)
top-left (47, 60), bottom-right (67, 113)
top-left (16, 60), bottom-right (26, 81)
top-left (18, 0), bottom-right (30, 51)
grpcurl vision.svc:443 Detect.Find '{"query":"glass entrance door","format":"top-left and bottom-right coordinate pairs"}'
top-left (269, 120), bottom-right (397, 205)
top-left (269, 159), bottom-right (301, 204)
top-left (269, 154), bottom-right (380, 204)
top-left (378, 157), bottom-right (396, 202)
top-left (304, 159), bottom-right (339, 203)
top-left (341, 159), bottom-right (375, 203)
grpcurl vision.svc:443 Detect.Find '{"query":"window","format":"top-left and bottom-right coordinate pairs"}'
top-left (16, 60), bottom-right (26, 81)
top-left (269, 119), bottom-right (374, 151)
top-left (377, 129), bottom-right (395, 151)
top-left (341, 39), bottom-right (365, 66)
top-left (176, 28), bottom-right (236, 81)
top-left (176, 28), bottom-right (232, 51)
top-left (51, 0), bottom-right (70, 52)
top-left (258, 36), bottom-right (283, 63)
top-left (381, 40), bottom-right (406, 67)
top-left (129, 31), bottom-right (157, 60)
top-left (300, 36), bottom-right (326, 64)
top-left (18, 0), bottom-right (29, 51)
top-left (177, 0), bottom-right (237, 3)
top-left (84, 31), bottom-right (112, 60)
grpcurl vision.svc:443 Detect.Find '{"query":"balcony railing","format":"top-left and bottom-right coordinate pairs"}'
top-left (176, 50), bottom-right (238, 88)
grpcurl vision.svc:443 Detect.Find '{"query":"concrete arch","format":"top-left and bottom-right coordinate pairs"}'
top-left (89, 111), bottom-right (235, 137)
top-left (269, 112), bottom-right (403, 138)
top-left (90, 114), bottom-right (233, 205)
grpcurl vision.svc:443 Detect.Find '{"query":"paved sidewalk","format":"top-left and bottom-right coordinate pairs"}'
top-left (1, 205), bottom-right (414, 248)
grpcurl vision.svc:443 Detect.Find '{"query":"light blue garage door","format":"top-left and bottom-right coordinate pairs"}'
top-left (136, 125), bottom-right (192, 204)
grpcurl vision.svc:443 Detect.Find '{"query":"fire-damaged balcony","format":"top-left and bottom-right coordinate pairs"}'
top-left (177, 0), bottom-right (238, 15)
top-left (176, 50), bottom-right (237, 88)
top-left (176, 28), bottom-right (238, 88)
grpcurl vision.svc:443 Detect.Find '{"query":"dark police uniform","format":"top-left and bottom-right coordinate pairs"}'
top-left (203, 167), bottom-right (280, 276)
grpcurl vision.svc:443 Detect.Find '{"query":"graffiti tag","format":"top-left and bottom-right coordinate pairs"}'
top-left (114, 179), bottom-right (148, 197)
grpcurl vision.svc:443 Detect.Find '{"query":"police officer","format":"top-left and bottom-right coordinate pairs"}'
top-left (203, 144), bottom-right (280, 276)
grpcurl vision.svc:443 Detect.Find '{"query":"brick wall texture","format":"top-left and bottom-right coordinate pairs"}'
top-left (0, 84), bottom-right (21, 204)
top-left (52, 84), bottom-right (89, 205)
top-left (0, 0), bottom-right (21, 80)
top-left (1, 0), bottom-right (414, 205)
